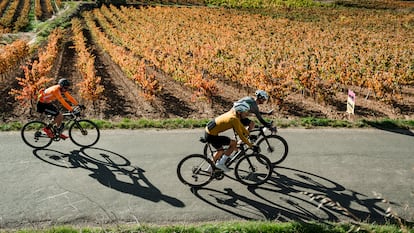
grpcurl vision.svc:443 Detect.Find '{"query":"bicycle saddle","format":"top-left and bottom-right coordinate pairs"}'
top-left (199, 137), bottom-right (207, 143)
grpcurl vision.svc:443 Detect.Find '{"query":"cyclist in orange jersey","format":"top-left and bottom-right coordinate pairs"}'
top-left (37, 78), bottom-right (80, 139)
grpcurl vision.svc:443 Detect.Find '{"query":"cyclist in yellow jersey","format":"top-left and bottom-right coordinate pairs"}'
top-left (37, 78), bottom-right (80, 139)
top-left (204, 102), bottom-right (257, 172)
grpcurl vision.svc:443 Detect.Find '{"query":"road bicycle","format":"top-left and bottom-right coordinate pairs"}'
top-left (21, 106), bottom-right (100, 149)
top-left (203, 121), bottom-right (288, 165)
top-left (177, 139), bottom-right (272, 188)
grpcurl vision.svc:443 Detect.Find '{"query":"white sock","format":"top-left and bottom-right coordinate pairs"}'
top-left (218, 155), bottom-right (229, 165)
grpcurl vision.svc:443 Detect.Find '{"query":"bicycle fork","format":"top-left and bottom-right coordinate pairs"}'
top-left (73, 121), bottom-right (88, 136)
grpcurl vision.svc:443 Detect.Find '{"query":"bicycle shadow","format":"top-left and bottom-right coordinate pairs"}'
top-left (191, 166), bottom-right (410, 225)
top-left (32, 147), bottom-right (184, 207)
top-left (363, 120), bottom-right (414, 137)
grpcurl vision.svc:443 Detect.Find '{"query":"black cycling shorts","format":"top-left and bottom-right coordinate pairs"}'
top-left (241, 117), bottom-right (251, 126)
top-left (204, 132), bottom-right (231, 150)
top-left (37, 102), bottom-right (59, 116)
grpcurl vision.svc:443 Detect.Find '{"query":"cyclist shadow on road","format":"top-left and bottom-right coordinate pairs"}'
top-left (33, 147), bottom-right (184, 207)
top-left (191, 166), bottom-right (410, 225)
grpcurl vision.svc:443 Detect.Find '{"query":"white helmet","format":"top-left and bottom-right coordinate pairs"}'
top-left (233, 102), bottom-right (250, 113)
top-left (255, 90), bottom-right (269, 100)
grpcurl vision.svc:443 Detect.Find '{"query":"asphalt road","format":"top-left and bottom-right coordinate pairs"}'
top-left (0, 128), bottom-right (413, 229)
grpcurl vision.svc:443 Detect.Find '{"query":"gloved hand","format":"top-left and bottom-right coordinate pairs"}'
top-left (249, 135), bottom-right (258, 141)
top-left (72, 109), bottom-right (81, 116)
top-left (78, 104), bottom-right (85, 110)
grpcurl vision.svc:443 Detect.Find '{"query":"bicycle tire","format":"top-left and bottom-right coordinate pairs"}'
top-left (234, 153), bottom-right (272, 187)
top-left (21, 121), bottom-right (53, 149)
top-left (177, 154), bottom-right (214, 188)
top-left (256, 135), bottom-right (288, 165)
top-left (69, 119), bottom-right (100, 147)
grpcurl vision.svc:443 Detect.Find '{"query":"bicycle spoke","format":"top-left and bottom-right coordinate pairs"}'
top-left (257, 135), bottom-right (288, 165)
top-left (177, 154), bottom-right (213, 187)
top-left (235, 154), bottom-right (272, 186)
top-left (21, 121), bottom-right (53, 149)
top-left (69, 120), bottom-right (100, 147)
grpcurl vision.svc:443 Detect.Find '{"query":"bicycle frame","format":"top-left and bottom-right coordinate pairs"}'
top-left (42, 107), bottom-right (82, 138)
top-left (202, 129), bottom-right (253, 168)
top-left (203, 123), bottom-right (272, 160)
top-left (223, 143), bottom-right (249, 167)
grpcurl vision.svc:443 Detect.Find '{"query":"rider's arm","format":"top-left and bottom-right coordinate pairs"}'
top-left (233, 120), bottom-right (253, 147)
top-left (56, 93), bottom-right (74, 111)
top-left (64, 92), bottom-right (79, 106)
top-left (251, 102), bottom-right (271, 127)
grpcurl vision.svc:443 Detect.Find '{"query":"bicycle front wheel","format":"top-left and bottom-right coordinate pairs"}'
top-left (21, 121), bottom-right (53, 149)
top-left (69, 119), bottom-right (100, 147)
top-left (234, 153), bottom-right (272, 187)
top-left (256, 135), bottom-right (288, 165)
top-left (177, 154), bottom-right (214, 188)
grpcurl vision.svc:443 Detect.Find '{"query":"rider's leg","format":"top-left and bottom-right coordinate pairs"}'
top-left (208, 135), bottom-right (230, 162)
top-left (54, 113), bottom-right (63, 128)
top-left (213, 149), bottom-right (224, 163)
top-left (224, 139), bottom-right (237, 156)
top-left (217, 139), bottom-right (236, 165)
top-left (248, 121), bottom-right (255, 131)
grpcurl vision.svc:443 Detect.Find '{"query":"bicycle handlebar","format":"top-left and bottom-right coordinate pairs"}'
top-left (250, 120), bottom-right (277, 134)
top-left (63, 105), bottom-right (84, 118)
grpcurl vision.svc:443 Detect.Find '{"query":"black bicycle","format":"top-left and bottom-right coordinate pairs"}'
top-left (21, 106), bottom-right (100, 149)
top-left (203, 122), bottom-right (288, 165)
top-left (177, 138), bottom-right (272, 188)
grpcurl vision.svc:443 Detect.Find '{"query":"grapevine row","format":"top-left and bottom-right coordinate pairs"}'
top-left (13, 0), bottom-right (31, 32)
top-left (0, 0), bottom-right (10, 19)
top-left (35, 0), bottom-right (54, 20)
top-left (10, 28), bottom-right (64, 111)
top-left (0, 0), bottom-right (21, 32)
top-left (0, 40), bottom-right (30, 80)
top-left (102, 5), bottom-right (219, 100)
top-left (82, 11), bottom-right (161, 99)
top-left (71, 18), bottom-right (104, 105)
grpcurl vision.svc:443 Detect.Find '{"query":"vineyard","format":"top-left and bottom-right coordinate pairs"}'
top-left (1, 0), bottom-right (414, 124)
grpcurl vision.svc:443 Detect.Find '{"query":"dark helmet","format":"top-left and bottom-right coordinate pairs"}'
top-left (58, 78), bottom-right (70, 88)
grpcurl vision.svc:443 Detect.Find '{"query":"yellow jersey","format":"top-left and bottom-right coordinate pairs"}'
top-left (206, 109), bottom-right (253, 147)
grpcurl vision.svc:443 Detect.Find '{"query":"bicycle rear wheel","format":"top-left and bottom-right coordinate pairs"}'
top-left (21, 121), bottom-right (53, 149)
top-left (256, 135), bottom-right (288, 165)
top-left (69, 119), bottom-right (100, 147)
top-left (234, 153), bottom-right (272, 187)
top-left (177, 154), bottom-right (214, 188)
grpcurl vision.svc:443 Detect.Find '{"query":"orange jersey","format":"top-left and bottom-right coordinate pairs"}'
top-left (38, 84), bottom-right (78, 111)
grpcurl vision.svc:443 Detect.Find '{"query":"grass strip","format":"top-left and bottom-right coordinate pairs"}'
top-left (3, 220), bottom-right (411, 233)
top-left (1, 117), bottom-right (413, 131)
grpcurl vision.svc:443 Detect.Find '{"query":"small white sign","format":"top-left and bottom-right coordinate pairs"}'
top-left (347, 89), bottom-right (355, 114)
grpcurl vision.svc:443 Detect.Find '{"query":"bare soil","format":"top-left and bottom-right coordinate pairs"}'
top-left (1, 29), bottom-right (413, 125)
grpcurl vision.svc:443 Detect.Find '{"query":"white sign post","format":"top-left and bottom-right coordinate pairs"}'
top-left (347, 89), bottom-right (355, 118)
